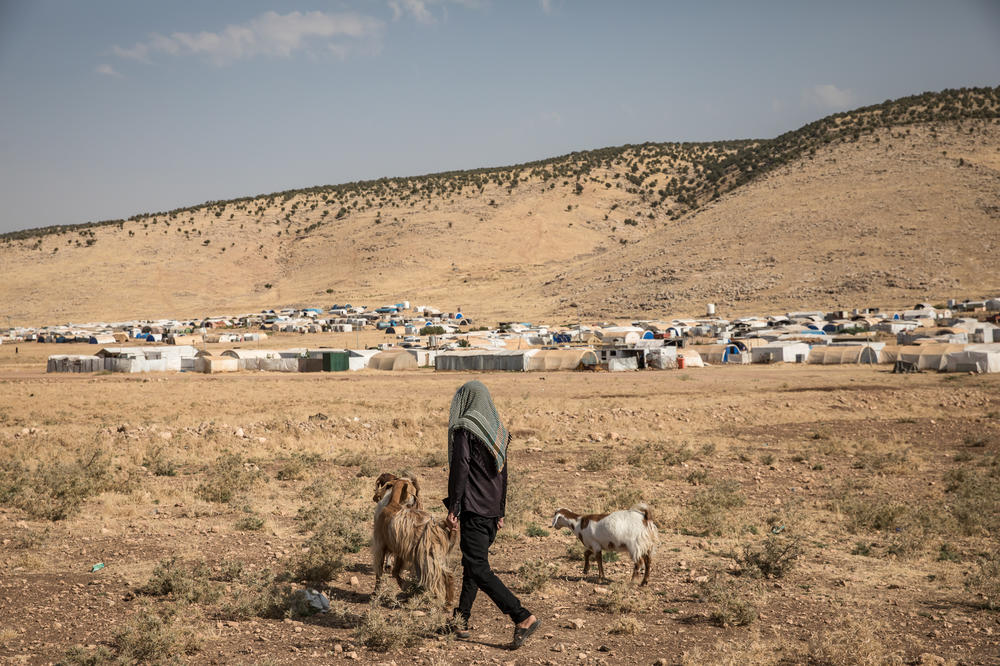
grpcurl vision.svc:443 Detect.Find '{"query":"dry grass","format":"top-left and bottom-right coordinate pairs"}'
top-left (1, 361), bottom-right (999, 663)
top-left (806, 615), bottom-right (903, 665)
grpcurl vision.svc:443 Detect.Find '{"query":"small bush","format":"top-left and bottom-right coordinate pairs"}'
top-left (525, 523), bottom-right (549, 538)
top-left (697, 575), bottom-right (758, 627)
top-left (505, 473), bottom-right (550, 529)
top-left (609, 616), bottom-right (644, 635)
top-left (686, 469), bottom-right (709, 485)
top-left (937, 542), bottom-right (961, 562)
top-left (112, 604), bottom-right (201, 664)
top-left (594, 581), bottom-right (649, 615)
top-left (966, 554), bottom-right (1000, 610)
top-left (583, 449), bottom-right (614, 472)
top-left (289, 482), bottom-right (369, 583)
top-left (680, 480), bottom-right (745, 536)
top-left (138, 558), bottom-right (219, 604)
top-left (600, 479), bottom-right (644, 512)
top-left (274, 457), bottom-right (306, 481)
top-left (143, 446), bottom-right (178, 477)
top-left (355, 590), bottom-right (422, 652)
top-left (235, 513), bottom-right (265, 531)
top-left (852, 541), bottom-right (873, 556)
top-left (735, 536), bottom-right (802, 578)
top-left (218, 564), bottom-right (300, 620)
top-left (0, 448), bottom-right (123, 521)
top-left (517, 558), bottom-right (558, 593)
top-left (839, 498), bottom-right (907, 532)
top-left (196, 453), bottom-right (264, 503)
top-left (421, 450), bottom-right (447, 467)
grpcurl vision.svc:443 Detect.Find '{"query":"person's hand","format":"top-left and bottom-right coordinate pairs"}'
top-left (447, 512), bottom-right (459, 532)
top-left (497, 517), bottom-right (504, 529)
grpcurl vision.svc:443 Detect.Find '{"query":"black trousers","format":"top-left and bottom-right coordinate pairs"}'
top-left (455, 513), bottom-right (531, 624)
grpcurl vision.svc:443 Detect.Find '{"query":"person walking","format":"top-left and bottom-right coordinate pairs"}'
top-left (445, 380), bottom-right (540, 649)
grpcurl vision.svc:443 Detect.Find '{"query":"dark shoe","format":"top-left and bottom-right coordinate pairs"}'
top-left (511, 618), bottom-right (540, 650)
top-left (440, 616), bottom-right (471, 639)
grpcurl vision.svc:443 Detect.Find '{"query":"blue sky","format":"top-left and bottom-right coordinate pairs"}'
top-left (0, 0), bottom-right (997, 234)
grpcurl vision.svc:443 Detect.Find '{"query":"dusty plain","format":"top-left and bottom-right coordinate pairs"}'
top-left (1, 338), bottom-right (998, 665)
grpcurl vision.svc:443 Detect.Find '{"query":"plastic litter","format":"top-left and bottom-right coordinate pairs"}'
top-left (90, 563), bottom-right (105, 572)
top-left (770, 525), bottom-right (785, 535)
top-left (303, 588), bottom-right (330, 614)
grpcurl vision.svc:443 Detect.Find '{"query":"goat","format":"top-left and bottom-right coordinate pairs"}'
top-left (372, 477), bottom-right (458, 604)
top-left (551, 504), bottom-right (657, 585)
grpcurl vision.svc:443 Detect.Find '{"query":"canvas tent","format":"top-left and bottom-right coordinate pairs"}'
top-left (194, 356), bottom-right (239, 373)
top-left (807, 346), bottom-right (883, 365)
top-left (688, 344), bottom-right (747, 365)
top-left (890, 344), bottom-right (966, 371)
top-left (221, 349), bottom-right (300, 372)
top-left (348, 349), bottom-right (380, 371)
top-left (525, 349), bottom-right (598, 371)
top-left (945, 345), bottom-right (1000, 373)
top-left (369, 350), bottom-right (419, 370)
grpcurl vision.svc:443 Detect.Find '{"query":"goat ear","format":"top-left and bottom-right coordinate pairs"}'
top-left (409, 476), bottom-right (421, 497)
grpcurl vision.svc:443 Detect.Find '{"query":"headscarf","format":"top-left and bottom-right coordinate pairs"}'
top-left (448, 380), bottom-right (510, 472)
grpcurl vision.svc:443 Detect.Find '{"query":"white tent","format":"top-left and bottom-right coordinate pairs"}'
top-left (751, 342), bottom-right (811, 364)
top-left (945, 348), bottom-right (1000, 373)
top-left (891, 344), bottom-right (966, 371)
top-left (807, 346), bottom-right (883, 365)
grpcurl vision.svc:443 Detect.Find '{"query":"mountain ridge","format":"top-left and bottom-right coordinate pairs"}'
top-left (2, 86), bottom-right (998, 325)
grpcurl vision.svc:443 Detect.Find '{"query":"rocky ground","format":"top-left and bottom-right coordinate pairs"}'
top-left (0, 352), bottom-right (998, 664)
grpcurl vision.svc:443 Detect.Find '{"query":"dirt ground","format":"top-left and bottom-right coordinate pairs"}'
top-left (1, 342), bottom-right (999, 664)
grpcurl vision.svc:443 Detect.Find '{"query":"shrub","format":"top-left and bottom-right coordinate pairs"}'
top-left (196, 453), bottom-right (264, 504)
top-left (0, 448), bottom-right (123, 521)
top-left (600, 479), bottom-right (643, 512)
top-left (419, 325), bottom-right (446, 336)
top-left (735, 536), bottom-right (802, 578)
top-left (525, 523), bottom-right (549, 538)
top-left (355, 589), bottom-right (422, 652)
top-left (594, 581), bottom-right (649, 615)
top-left (966, 554), bottom-right (1000, 610)
top-left (138, 558), bottom-right (219, 604)
top-left (697, 575), bottom-right (758, 627)
top-left (289, 482), bottom-right (369, 583)
top-left (217, 564), bottom-right (300, 620)
top-left (609, 616), bottom-right (644, 635)
top-left (583, 449), bottom-right (614, 471)
top-left (235, 513), bottom-right (265, 531)
top-left (680, 480), bottom-right (745, 536)
top-left (142, 446), bottom-right (178, 477)
top-left (111, 604), bottom-right (201, 664)
top-left (517, 558), bottom-right (558, 593)
top-left (274, 457), bottom-right (306, 481)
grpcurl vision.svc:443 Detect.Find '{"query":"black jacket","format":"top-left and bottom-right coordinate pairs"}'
top-left (446, 428), bottom-right (507, 518)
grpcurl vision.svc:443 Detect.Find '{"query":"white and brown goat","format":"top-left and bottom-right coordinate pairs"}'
top-left (551, 504), bottom-right (657, 585)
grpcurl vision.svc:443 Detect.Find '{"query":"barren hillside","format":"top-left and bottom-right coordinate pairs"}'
top-left (2, 87), bottom-right (998, 324)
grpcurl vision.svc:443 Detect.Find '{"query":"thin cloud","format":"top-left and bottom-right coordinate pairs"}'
top-left (95, 63), bottom-right (122, 78)
top-left (803, 83), bottom-right (855, 109)
top-left (389, 0), bottom-right (434, 24)
top-left (540, 0), bottom-right (555, 14)
top-left (388, 0), bottom-right (482, 23)
top-left (112, 10), bottom-right (383, 66)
